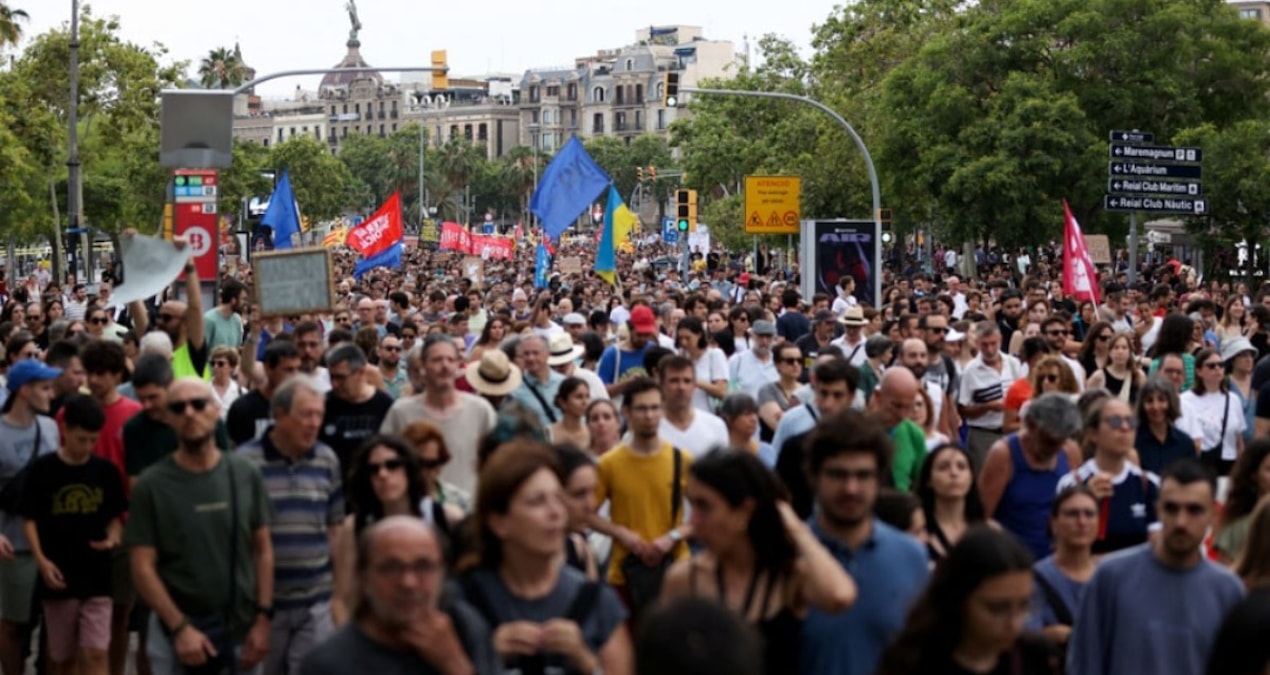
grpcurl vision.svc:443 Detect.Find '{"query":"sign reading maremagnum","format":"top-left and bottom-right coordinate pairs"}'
top-left (800, 220), bottom-right (881, 308)
top-left (1105, 130), bottom-right (1204, 216)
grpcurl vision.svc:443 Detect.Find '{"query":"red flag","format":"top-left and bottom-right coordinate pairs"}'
top-left (1062, 200), bottom-right (1101, 305)
top-left (345, 192), bottom-right (403, 258)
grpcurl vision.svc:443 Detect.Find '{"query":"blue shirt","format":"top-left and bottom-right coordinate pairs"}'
top-left (1026, 555), bottom-right (1086, 631)
top-left (597, 342), bottom-right (654, 385)
top-left (506, 370), bottom-right (565, 429)
top-left (801, 518), bottom-right (929, 675)
top-left (1134, 424), bottom-right (1196, 477)
top-left (1057, 460), bottom-right (1159, 554)
top-left (772, 403), bottom-right (818, 460)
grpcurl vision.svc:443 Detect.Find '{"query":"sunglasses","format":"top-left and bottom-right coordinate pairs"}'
top-left (1041, 374), bottom-right (1059, 383)
top-left (1096, 334), bottom-right (1111, 342)
top-left (89, 317), bottom-right (108, 325)
top-left (382, 345), bottom-right (401, 352)
top-left (778, 357), bottom-right (802, 365)
top-left (1046, 330), bottom-right (1069, 337)
top-left (212, 360), bottom-right (230, 367)
top-left (419, 457), bottom-right (445, 470)
top-left (1103, 414), bottom-right (1136, 431)
top-left (367, 458), bottom-right (405, 475)
top-left (926, 326), bottom-right (948, 334)
top-left (1202, 361), bottom-right (1224, 370)
top-left (166, 397), bottom-right (211, 415)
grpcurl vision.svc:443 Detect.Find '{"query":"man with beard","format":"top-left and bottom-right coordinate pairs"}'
top-left (228, 340), bottom-right (302, 446)
top-left (799, 408), bottom-right (928, 675)
top-left (299, 517), bottom-right (494, 675)
top-left (917, 314), bottom-right (960, 437)
top-left (795, 311), bottom-right (837, 384)
top-left (135, 248), bottom-right (208, 381)
top-left (293, 321), bottom-right (332, 393)
top-left (126, 378), bottom-right (274, 675)
top-left (321, 345), bottom-right (394, 472)
top-left (869, 368), bottom-right (925, 491)
top-left (775, 359), bottom-right (859, 518)
top-left (1068, 459), bottom-right (1244, 675)
top-left (378, 336), bottom-right (408, 399)
top-left (994, 289), bottom-right (1024, 349)
top-left (203, 279), bottom-right (248, 352)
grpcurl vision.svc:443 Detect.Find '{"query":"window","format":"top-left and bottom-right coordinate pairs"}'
top-left (635, 84), bottom-right (644, 102)
top-left (592, 113), bottom-right (604, 133)
top-left (616, 87), bottom-right (625, 105)
top-left (543, 110), bottom-right (552, 125)
top-left (567, 84), bottom-right (577, 101)
top-left (464, 124), bottom-right (473, 140)
top-left (529, 86), bottom-right (539, 102)
top-left (289, 127), bottom-right (296, 137)
top-left (330, 106), bottom-right (336, 116)
top-left (1240, 7), bottom-right (1262, 19)
top-left (380, 124), bottom-right (385, 137)
top-left (592, 86), bottom-right (605, 103)
top-left (392, 124), bottom-right (397, 132)
top-left (478, 123), bottom-right (488, 141)
top-left (625, 58), bottom-right (634, 71)
top-left (635, 110), bottom-right (644, 131)
top-left (450, 124), bottom-right (459, 139)
top-left (547, 85), bottom-right (560, 96)
top-left (657, 109), bottom-right (666, 130)
top-left (542, 133), bottom-right (556, 151)
top-left (615, 112), bottom-right (626, 131)
top-left (314, 129), bottom-right (321, 140)
top-left (355, 103), bottom-right (360, 113)
top-left (277, 129), bottom-right (284, 142)
top-left (263, 139), bottom-right (269, 147)
top-left (532, 110), bottom-right (540, 124)
top-left (302, 126), bottom-right (308, 133)
top-left (569, 109), bottom-right (577, 127)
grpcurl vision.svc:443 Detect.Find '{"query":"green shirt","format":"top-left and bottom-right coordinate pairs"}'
top-left (1214, 514), bottom-right (1251, 561)
top-left (889, 418), bottom-right (927, 491)
top-left (123, 412), bottom-right (231, 478)
top-left (123, 453), bottom-right (271, 639)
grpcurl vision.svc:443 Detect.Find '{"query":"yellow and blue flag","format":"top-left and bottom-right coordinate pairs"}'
top-left (595, 185), bottom-right (638, 285)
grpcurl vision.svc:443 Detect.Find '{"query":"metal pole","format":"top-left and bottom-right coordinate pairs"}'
top-left (66, 0), bottom-right (82, 285)
top-left (1128, 212), bottom-right (1138, 285)
top-left (233, 66), bottom-right (446, 95)
top-left (681, 86), bottom-right (882, 303)
top-left (418, 123), bottom-right (425, 225)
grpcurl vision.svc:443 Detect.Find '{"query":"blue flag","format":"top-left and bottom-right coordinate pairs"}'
top-left (261, 170), bottom-right (301, 250)
top-left (530, 136), bottom-right (610, 241)
top-left (355, 242), bottom-right (402, 279)
top-left (534, 243), bottom-right (552, 289)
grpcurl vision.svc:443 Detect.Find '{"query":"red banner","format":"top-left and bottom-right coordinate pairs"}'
top-left (1062, 200), bottom-right (1101, 305)
top-left (439, 222), bottom-right (514, 260)
top-left (346, 192), bottom-right (403, 257)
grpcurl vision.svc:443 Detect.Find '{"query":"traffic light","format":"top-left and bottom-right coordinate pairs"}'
top-left (662, 72), bottom-right (680, 108)
top-left (878, 208), bottom-right (894, 244)
top-left (636, 167), bottom-right (644, 182)
top-left (648, 166), bottom-right (657, 181)
top-left (430, 50), bottom-right (449, 90)
top-left (675, 189), bottom-right (698, 232)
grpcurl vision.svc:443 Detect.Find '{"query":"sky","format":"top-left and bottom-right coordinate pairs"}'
top-left (19, 0), bottom-right (838, 96)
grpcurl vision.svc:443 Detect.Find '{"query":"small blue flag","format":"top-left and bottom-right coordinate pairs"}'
top-left (261, 170), bottom-right (301, 250)
top-left (530, 137), bottom-right (610, 241)
top-left (355, 242), bottom-right (402, 279)
top-left (534, 243), bottom-right (552, 289)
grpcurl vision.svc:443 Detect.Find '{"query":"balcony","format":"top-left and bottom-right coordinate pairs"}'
top-left (378, 111), bottom-right (385, 120)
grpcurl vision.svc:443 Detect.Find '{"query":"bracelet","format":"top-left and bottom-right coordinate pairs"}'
top-left (169, 616), bottom-right (190, 637)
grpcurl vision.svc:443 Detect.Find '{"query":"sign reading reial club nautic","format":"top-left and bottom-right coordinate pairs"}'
top-left (1104, 130), bottom-right (1205, 216)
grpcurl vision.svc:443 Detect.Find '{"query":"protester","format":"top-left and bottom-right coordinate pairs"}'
top-left (555, 443), bottom-right (600, 580)
top-left (774, 359), bottom-right (859, 518)
top-left (915, 443), bottom-right (989, 563)
top-left (1215, 440), bottom-right (1270, 564)
top-left (1026, 485), bottom-right (1098, 655)
top-left (549, 377), bottom-right (591, 449)
top-left (1134, 376), bottom-right (1196, 476)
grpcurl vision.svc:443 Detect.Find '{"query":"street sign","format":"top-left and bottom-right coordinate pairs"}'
top-left (1104, 195), bottom-right (1208, 215)
top-left (662, 217), bottom-right (678, 244)
top-left (744, 176), bottom-right (801, 234)
top-left (1109, 143), bottom-right (1202, 163)
top-left (1108, 161), bottom-right (1202, 179)
top-left (1109, 130), bottom-right (1155, 144)
top-left (173, 169), bottom-right (220, 279)
top-left (1108, 178), bottom-right (1203, 197)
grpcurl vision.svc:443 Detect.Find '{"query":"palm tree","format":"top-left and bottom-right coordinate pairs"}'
top-left (197, 46), bottom-right (248, 89)
top-left (0, 3), bottom-right (29, 49)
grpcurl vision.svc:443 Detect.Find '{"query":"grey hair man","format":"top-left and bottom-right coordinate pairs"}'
top-left (978, 392), bottom-right (1084, 561)
top-left (506, 334), bottom-right (565, 429)
top-left (957, 321), bottom-right (1024, 471)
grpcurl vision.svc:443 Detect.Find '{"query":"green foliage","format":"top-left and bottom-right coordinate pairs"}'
top-left (1174, 121), bottom-right (1270, 261)
top-left (0, 2), bottom-right (28, 49)
top-left (218, 140), bottom-right (273, 219)
top-left (198, 46), bottom-right (249, 89)
top-left (269, 136), bottom-right (357, 221)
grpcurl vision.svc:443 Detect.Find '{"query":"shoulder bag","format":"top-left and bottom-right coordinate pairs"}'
top-left (620, 446), bottom-right (682, 616)
top-left (0, 419), bottom-right (43, 513)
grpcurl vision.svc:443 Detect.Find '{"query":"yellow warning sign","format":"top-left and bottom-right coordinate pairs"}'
top-left (744, 176), bottom-right (801, 234)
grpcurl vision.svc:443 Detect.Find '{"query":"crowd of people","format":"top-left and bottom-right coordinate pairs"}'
top-left (0, 233), bottom-right (1267, 675)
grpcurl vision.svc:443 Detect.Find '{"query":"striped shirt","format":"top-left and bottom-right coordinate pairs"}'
top-left (958, 354), bottom-right (1022, 430)
top-left (238, 432), bottom-right (344, 609)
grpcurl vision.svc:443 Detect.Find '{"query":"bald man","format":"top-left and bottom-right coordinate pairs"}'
top-left (301, 517), bottom-right (496, 675)
top-left (870, 367), bottom-right (927, 490)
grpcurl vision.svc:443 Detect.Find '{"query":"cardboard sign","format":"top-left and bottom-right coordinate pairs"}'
top-left (1084, 234), bottom-right (1112, 265)
top-left (252, 248), bottom-right (337, 317)
top-left (558, 256), bottom-right (582, 275)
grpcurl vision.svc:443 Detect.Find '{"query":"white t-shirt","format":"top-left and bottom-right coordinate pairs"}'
top-left (689, 348), bottom-right (729, 413)
top-left (728, 349), bottom-right (778, 399)
top-left (1179, 390), bottom-right (1245, 461)
top-left (958, 354), bottom-right (1023, 430)
top-left (944, 249), bottom-right (958, 270)
top-left (831, 335), bottom-right (868, 367)
top-left (659, 410), bottom-right (730, 459)
top-left (831, 295), bottom-right (858, 317)
top-left (569, 366), bottom-right (611, 401)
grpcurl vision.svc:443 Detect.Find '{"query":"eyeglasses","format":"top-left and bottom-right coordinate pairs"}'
top-left (166, 398), bottom-right (211, 415)
top-left (89, 317), bottom-right (108, 325)
top-left (1041, 374), bottom-right (1059, 383)
top-left (382, 345), bottom-right (401, 352)
top-left (926, 326), bottom-right (948, 334)
top-left (1103, 414), bottom-right (1136, 431)
top-left (367, 458), bottom-right (405, 475)
top-left (25, 315), bottom-right (40, 322)
top-left (779, 357), bottom-right (802, 365)
top-left (419, 457), bottom-right (445, 470)
top-left (1059, 508), bottom-right (1098, 519)
top-left (1046, 330), bottom-right (1069, 337)
top-left (1202, 361), bottom-right (1224, 370)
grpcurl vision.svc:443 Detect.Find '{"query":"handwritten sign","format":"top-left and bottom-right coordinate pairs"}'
top-left (1084, 234), bottom-right (1112, 265)
top-left (558, 256), bottom-right (582, 275)
top-left (252, 248), bottom-right (337, 317)
top-left (461, 256), bottom-right (485, 287)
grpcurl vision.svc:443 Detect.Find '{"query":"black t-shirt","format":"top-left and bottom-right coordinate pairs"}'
top-left (227, 390), bottom-right (272, 446)
top-left (776, 431), bottom-right (814, 519)
top-left (320, 390), bottom-right (396, 473)
top-left (19, 453), bottom-right (127, 598)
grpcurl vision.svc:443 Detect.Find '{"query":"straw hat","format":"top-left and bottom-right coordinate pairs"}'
top-left (465, 350), bottom-right (523, 396)
top-left (547, 333), bottom-right (585, 366)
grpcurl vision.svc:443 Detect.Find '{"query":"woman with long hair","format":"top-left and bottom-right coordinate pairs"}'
top-left (1072, 301), bottom-right (1096, 342)
top-left (457, 440), bottom-right (632, 675)
top-left (916, 444), bottom-right (988, 562)
top-left (913, 387), bottom-right (948, 450)
top-left (677, 316), bottom-right (729, 411)
top-left (1180, 347), bottom-right (1245, 474)
top-left (585, 399), bottom-right (621, 456)
top-left (469, 314), bottom-right (509, 363)
top-left (1134, 376), bottom-right (1195, 476)
top-left (84, 306), bottom-right (111, 341)
top-left (400, 420), bottom-right (470, 533)
top-left (717, 394), bottom-right (776, 467)
top-left (43, 298), bottom-right (64, 323)
top-left (550, 376), bottom-right (592, 449)
top-left (756, 342), bottom-right (804, 443)
top-left (1060, 397), bottom-right (1158, 554)
top-left (1219, 296), bottom-right (1247, 343)
top-left (1005, 355), bottom-right (1079, 435)
top-left (1027, 486), bottom-right (1098, 653)
top-left (555, 443), bottom-right (601, 580)
top-left (1148, 313), bottom-right (1197, 390)
top-left (1214, 439), bottom-right (1270, 565)
top-left (1085, 333), bottom-right (1144, 402)
top-left (727, 306), bottom-right (754, 354)
top-left (876, 527), bottom-right (1058, 675)
top-left (661, 449), bottom-right (856, 675)
top-left (331, 435), bottom-right (426, 625)
top-left (1232, 496), bottom-right (1270, 589)
top-left (1008, 300), bottom-right (1051, 357)
top-left (1076, 321), bottom-right (1114, 379)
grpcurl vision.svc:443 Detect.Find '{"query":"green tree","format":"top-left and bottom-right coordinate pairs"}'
top-left (217, 140), bottom-right (273, 219)
top-left (339, 132), bottom-right (394, 208)
top-left (0, 2), bottom-right (27, 48)
top-left (197, 46), bottom-right (249, 89)
top-left (270, 135), bottom-right (356, 221)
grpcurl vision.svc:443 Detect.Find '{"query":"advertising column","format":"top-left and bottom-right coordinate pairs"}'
top-left (805, 220), bottom-right (881, 308)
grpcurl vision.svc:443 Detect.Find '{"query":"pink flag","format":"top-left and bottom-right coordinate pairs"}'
top-left (1062, 200), bottom-right (1101, 305)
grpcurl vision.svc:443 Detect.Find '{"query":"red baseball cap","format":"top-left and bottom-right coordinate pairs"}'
top-left (630, 305), bottom-right (657, 334)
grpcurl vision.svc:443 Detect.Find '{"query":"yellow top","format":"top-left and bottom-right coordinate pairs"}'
top-left (595, 441), bottom-right (691, 585)
top-left (172, 343), bottom-right (210, 381)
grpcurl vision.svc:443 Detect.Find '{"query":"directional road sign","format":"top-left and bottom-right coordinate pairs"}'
top-left (1109, 130), bottom-right (1155, 144)
top-left (1108, 161), bottom-right (1202, 179)
top-left (1109, 143), bottom-right (1202, 163)
top-left (662, 217), bottom-right (678, 244)
top-left (1108, 178), bottom-right (1203, 197)
top-left (744, 176), bottom-right (801, 234)
top-left (1104, 195), bottom-right (1207, 215)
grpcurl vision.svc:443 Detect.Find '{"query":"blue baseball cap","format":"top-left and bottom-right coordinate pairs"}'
top-left (6, 359), bottom-right (62, 395)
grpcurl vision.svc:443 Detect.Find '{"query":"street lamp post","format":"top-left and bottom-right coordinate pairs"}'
top-left (66, 0), bottom-right (83, 284)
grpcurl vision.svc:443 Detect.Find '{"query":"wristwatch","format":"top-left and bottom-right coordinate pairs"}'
top-left (256, 605), bottom-right (274, 620)
top-left (667, 529), bottom-right (683, 543)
